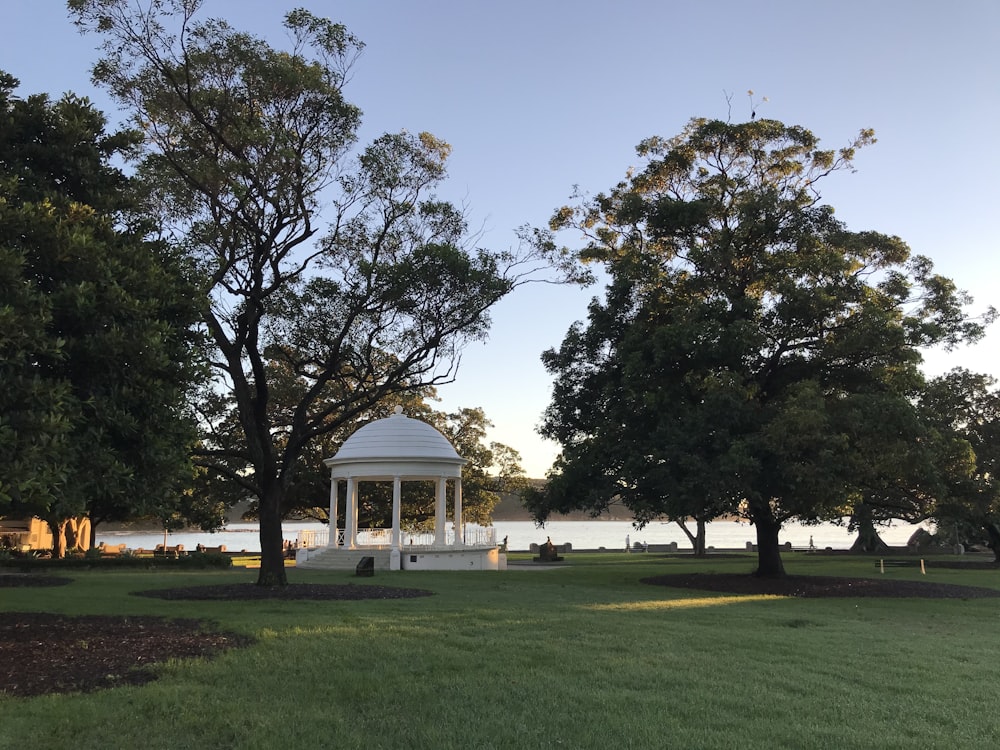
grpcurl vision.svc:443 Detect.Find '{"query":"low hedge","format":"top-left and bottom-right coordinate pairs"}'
top-left (0, 551), bottom-right (234, 571)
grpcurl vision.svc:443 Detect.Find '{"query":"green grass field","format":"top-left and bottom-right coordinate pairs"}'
top-left (2, 553), bottom-right (998, 749)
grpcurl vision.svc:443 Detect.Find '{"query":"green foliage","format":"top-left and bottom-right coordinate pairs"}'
top-left (0, 71), bottom-right (201, 541)
top-left (535, 118), bottom-right (993, 576)
top-left (0, 550), bottom-right (233, 571)
top-left (192, 379), bottom-right (525, 530)
top-left (70, 2), bottom-right (564, 584)
top-left (919, 369), bottom-right (1000, 559)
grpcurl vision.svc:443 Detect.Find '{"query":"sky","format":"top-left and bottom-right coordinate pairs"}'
top-left (5, 1), bottom-right (999, 477)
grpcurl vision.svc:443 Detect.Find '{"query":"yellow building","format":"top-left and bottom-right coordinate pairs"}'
top-left (0, 517), bottom-right (55, 552)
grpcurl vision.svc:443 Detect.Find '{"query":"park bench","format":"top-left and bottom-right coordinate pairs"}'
top-left (98, 543), bottom-right (126, 557)
top-left (196, 544), bottom-right (227, 554)
top-left (153, 544), bottom-right (185, 559)
top-left (875, 559), bottom-right (920, 568)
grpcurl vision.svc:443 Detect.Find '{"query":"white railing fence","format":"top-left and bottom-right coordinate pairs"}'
top-left (464, 526), bottom-right (498, 547)
top-left (296, 525), bottom-right (497, 550)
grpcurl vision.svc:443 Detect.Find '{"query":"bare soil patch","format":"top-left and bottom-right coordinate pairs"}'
top-left (0, 612), bottom-right (252, 698)
top-left (0, 573), bottom-right (73, 588)
top-left (0, 578), bottom-right (433, 698)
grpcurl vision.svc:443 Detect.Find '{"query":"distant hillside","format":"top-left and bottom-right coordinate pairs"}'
top-left (491, 487), bottom-right (634, 522)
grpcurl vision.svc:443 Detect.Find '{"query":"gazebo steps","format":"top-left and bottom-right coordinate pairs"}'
top-left (297, 548), bottom-right (393, 571)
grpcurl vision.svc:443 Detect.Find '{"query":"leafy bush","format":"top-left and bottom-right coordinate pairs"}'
top-left (0, 552), bottom-right (233, 571)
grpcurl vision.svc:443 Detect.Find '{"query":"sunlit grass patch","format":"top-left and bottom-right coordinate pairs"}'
top-left (584, 593), bottom-right (786, 611)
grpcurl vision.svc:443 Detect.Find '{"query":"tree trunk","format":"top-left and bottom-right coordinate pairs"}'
top-left (65, 516), bottom-right (91, 552)
top-left (256, 490), bottom-right (288, 587)
top-left (674, 518), bottom-right (710, 556)
top-left (849, 523), bottom-right (890, 553)
top-left (675, 520), bottom-right (694, 551)
top-left (753, 516), bottom-right (785, 578)
top-left (849, 503), bottom-right (889, 552)
top-left (985, 522), bottom-right (1000, 564)
top-left (675, 519), bottom-right (707, 556)
top-left (46, 520), bottom-right (66, 559)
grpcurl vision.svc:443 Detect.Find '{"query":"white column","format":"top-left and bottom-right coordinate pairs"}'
top-left (391, 476), bottom-right (402, 549)
top-left (328, 473), bottom-right (339, 548)
top-left (452, 477), bottom-right (463, 547)
top-left (434, 476), bottom-right (447, 546)
top-left (346, 476), bottom-right (358, 549)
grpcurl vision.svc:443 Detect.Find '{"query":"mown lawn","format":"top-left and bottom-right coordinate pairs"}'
top-left (2, 553), bottom-right (998, 749)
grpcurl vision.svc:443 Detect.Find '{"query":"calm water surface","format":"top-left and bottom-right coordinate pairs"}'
top-left (98, 518), bottom-right (928, 553)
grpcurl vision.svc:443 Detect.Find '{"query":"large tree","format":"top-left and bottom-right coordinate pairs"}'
top-left (0, 71), bottom-right (201, 554)
top-left (919, 369), bottom-right (1000, 561)
top-left (70, 1), bottom-right (567, 584)
top-left (532, 117), bottom-right (991, 576)
top-left (190, 366), bottom-right (526, 531)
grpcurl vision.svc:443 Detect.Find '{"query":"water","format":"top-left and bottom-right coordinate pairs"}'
top-left (97, 523), bottom-right (301, 554)
top-left (97, 518), bottom-right (929, 553)
top-left (495, 519), bottom-right (927, 552)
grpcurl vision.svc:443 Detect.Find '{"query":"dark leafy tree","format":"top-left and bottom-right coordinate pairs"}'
top-left (919, 369), bottom-right (1000, 561)
top-left (192, 361), bottom-right (526, 532)
top-left (839, 388), bottom-right (969, 552)
top-left (0, 71), bottom-right (201, 554)
top-left (533, 117), bottom-right (992, 576)
top-left (70, 2), bottom-right (568, 584)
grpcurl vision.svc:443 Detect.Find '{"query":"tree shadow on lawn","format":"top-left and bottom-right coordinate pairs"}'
top-left (642, 572), bottom-right (1000, 598)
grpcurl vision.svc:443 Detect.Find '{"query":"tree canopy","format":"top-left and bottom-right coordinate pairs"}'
top-left (919, 369), bottom-right (1000, 560)
top-left (531, 117), bottom-right (992, 576)
top-left (0, 70), bottom-right (201, 553)
top-left (70, 1), bottom-right (567, 584)
top-left (188, 372), bottom-right (526, 532)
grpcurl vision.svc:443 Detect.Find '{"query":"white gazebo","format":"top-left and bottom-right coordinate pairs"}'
top-left (296, 406), bottom-right (502, 571)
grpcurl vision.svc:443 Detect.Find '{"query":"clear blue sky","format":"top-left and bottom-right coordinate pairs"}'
top-left (6, 1), bottom-right (999, 476)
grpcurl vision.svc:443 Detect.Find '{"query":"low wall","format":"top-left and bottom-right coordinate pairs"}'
top-left (401, 547), bottom-right (501, 571)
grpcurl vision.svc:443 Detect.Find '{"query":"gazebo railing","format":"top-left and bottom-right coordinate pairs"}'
top-left (296, 526), bottom-right (497, 549)
top-left (398, 526), bottom-right (498, 547)
top-left (297, 528), bottom-right (334, 548)
top-left (464, 526), bottom-right (498, 546)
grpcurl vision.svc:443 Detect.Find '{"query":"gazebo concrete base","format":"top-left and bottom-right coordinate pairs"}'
top-left (296, 546), bottom-right (504, 571)
top-left (400, 546), bottom-right (503, 571)
top-left (296, 548), bottom-right (393, 571)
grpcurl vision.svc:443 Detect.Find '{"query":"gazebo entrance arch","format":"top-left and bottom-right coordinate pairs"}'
top-left (297, 406), bottom-right (501, 571)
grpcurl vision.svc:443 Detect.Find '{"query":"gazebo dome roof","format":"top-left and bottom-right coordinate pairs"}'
top-left (328, 406), bottom-right (465, 465)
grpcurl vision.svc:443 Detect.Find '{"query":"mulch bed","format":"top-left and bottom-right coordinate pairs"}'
top-left (642, 573), bottom-right (1000, 598)
top-left (0, 612), bottom-right (252, 698)
top-left (0, 578), bottom-right (433, 699)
